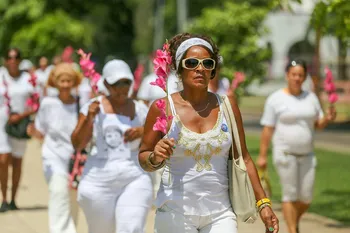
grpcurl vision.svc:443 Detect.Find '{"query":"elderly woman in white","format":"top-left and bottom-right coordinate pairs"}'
top-left (71, 59), bottom-right (153, 233)
top-left (257, 59), bottom-right (336, 233)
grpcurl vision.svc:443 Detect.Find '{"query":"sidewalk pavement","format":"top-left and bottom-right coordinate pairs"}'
top-left (1, 139), bottom-right (349, 233)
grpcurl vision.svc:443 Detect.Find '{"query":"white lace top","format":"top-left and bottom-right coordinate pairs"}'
top-left (155, 94), bottom-right (232, 216)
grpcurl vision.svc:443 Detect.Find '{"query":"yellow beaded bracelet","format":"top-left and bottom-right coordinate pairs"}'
top-left (256, 198), bottom-right (271, 208)
top-left (258, 203), bottom-right (271, 213)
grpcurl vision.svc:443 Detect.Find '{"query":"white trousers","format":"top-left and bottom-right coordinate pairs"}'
top-left (48, 174), bottom-right (78, 233)
top-left (150, 168), bottom-right (163, 199)
top-left (78, 174), bottom-right (153, 233)
top-left (273, 149), bottom-right (316, 203)
top-left (154, 206), bottom-right (237, 233)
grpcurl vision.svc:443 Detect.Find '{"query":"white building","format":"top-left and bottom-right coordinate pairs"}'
top-left (262, 0), bottom-right (339, 79)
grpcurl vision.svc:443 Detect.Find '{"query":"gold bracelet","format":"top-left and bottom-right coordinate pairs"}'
top-left (258, 203), bottom-right (271, 213)
top-left (256, 198), bottom-right (271, 208)
top-left (146, 152), bottom-right (165, 169)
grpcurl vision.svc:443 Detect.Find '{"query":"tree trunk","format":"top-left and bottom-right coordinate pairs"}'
top-left (338, 37), bottom-right (348, 80)
top-left (313, 28), bottom-right (322, 100)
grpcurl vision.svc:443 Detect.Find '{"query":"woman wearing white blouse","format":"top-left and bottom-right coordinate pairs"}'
top-left (257, 59), bottom-right (336, 233)
top-left (0, 48), bottom-right (35, 212)
top-left (27, 63), bottom-right (82, 233)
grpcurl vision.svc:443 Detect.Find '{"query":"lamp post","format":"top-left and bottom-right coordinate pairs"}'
top-left (177, 0), bottom-right (188, 33)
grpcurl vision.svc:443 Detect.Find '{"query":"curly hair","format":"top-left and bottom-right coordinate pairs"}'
top-left (47, 63), bottom-right (83, 88)
top-left (168, 33), bottom-right (220, 78)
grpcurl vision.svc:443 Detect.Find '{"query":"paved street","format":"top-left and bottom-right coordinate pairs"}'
top-left (0, 139), bottom-right (349, 233)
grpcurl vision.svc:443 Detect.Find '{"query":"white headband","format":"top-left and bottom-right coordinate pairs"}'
top-left (175, 38), bottom-right (214, 70)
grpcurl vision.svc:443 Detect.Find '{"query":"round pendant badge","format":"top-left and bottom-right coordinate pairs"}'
top-left (221, 124), bottom-right (228, 132)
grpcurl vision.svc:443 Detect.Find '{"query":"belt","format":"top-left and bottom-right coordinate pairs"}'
top-left (283, 151), bottom-right (308, 157)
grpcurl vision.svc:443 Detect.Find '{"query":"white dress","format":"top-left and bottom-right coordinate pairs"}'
top-left (0, 69), bottom-right (34, 157)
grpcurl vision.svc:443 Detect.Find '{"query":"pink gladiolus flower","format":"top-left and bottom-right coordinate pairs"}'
top-left (28, 73), bottom-right (37, 87)
top-left (328, 92), bottom-right (338, 104)
top-left (163, 43), bottom-right (170, 51)
top-left (324, 82), bottom-right (336, 93)
top-left (80, 59), bottom-right (95, 71)
top-left (133, 64), bottom-right (144, 92)
top-left (324, 67), bottom-right (333, 82)
top-left (91, 72), bottom-right (101, 84)
top-left (156, 99), bottom-right (166, 113)
top-left (77, 49), bottom-right (101, 95)
top-left (231, 72), bottom-right (246, 90)
top-left (150, 77), bottom-right (167, 91)
top-left (151, 42), bottom-right (172, 133)
top-left (153, 57), bottom-right (168, 74)
top-left (155, 66), bottom-right (168, 80)
top-left (156, 49), bottom-right (172, 65)
top-left (153, 115), bottom-right (167, 134)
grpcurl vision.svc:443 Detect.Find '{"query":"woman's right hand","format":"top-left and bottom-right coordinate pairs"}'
top-left (153, 138), bottom-right (175, 163)
top-left (256, 155), bottom-right (268, 170)
top-left (87, 101), bottom-right (100, 119)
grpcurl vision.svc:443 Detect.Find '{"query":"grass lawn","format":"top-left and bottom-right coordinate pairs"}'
top-left (245, 134), bottom-right (350, 224)
top-left (240, 96), bottom-right (350, 121)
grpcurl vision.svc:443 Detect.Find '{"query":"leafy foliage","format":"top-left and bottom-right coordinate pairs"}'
top-left (11, 10), bottom-right (94, 59)
top-left (311, 0), bottom-right (350, 44)
top-left (189, 2), bottom-right (271, 86)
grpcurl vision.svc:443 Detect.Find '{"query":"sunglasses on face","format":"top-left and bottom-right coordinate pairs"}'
top-left (112, 79), bottom-right (132, 87)
top-left (6, 55), bottom-right (20, 61)
top-left (182, 57), bottom-right (216, 70)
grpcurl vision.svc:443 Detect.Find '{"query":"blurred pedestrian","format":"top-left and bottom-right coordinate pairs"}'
top-left (139, 33), bottom-right (279, 233)
top-left (256, 59), bottom-right (336, 233)
top-left (0, 48), bottom-right (36, 212)
top-left (27, 63), bottom-right (82, 233)
top-left (208, 56), bottom-right (231, 95)
top-left (71, 59), bottom-right (153, 233)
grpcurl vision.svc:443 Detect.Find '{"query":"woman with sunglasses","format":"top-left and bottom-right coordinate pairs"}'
top-left (139, 33), bottom-right (279, 233)
top-left (256, 59), bottom-right (336, 233)
top-left (71, 59), bottom-right (153, 233)
top-left (0, 48), bottom-right (36, 212)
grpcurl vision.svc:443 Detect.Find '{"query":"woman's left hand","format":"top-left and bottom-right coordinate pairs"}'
top-left (260, 206), bottom-right (279, 233)
top-left (326, 105), bottom-right (337, 122)
top-left (124, 127), bottom-right (144, 142)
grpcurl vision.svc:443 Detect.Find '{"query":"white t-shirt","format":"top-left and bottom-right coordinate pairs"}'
top-left (35, 96), bottom-right (78, 178)
top-left (0, 70), bottom-right (10, 153)
top-left (1, 69), bottom-right (34, 113)
top-left (137, 72), bottom-right (182, 104)
top-left (80, 97), bottom-right (149, 182)
top-left (76, 77), bottom-right (92, 106)
top-left (35, 67), bottom-right (59, 98)
top-left (209, 77), bottom-right (230, 95)
top-left (260, 89), bottom-right (324, 154)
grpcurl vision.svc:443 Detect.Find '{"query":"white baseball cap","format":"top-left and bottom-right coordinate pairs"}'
top-left (102, 59), bottom-right (134, 85)
top-left (19, 59), bottom-right (34, 71)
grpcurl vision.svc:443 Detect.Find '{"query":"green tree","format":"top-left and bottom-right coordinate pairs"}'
top-left (189, 2), bottom-right (271, 93)
top-left (0, 0), bottom-right (137, 69)
top-left (311, 0), bottom-right (350, 80)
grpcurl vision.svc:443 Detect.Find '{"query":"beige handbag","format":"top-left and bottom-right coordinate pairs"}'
top-left (222, 95), bottom-right (258, 223)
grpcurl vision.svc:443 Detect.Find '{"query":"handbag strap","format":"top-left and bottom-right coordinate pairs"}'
top-left (76, 95), bottom-right (80, 119)
top-left (221, 95), bottom-right (245, 167)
